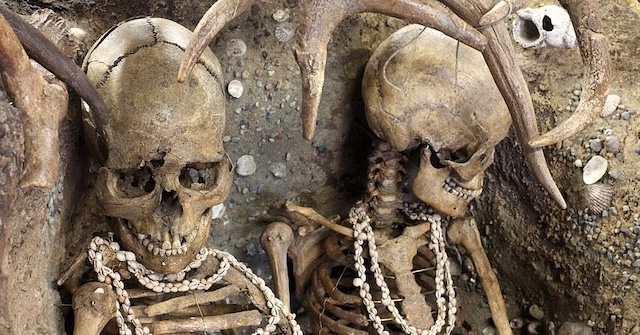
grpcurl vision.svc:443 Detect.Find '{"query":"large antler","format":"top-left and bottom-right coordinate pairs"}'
top-left (177, 0), bottom-right (487, 132)
top-left (179, 0), bottom-right (610, 209)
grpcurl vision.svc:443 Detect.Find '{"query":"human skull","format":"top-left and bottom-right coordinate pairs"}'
top-left (82, 18), bottom-right (232, 274)
top-left (363, 25), bottom-right (512, 218)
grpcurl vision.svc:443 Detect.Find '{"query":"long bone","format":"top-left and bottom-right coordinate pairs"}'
top-left (261, 222), bottom-right (295, 309)
top-left (0, 10), bottom-right (67, 187)
top-left (72, 282), bottom-right (118, 335)
top-left (177, 0), bottom-right (487, 133)
top-left (447, 217), bottom-right (510, 335)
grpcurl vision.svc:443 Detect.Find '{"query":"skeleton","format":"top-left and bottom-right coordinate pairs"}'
top-left (260, 25), bottom-right (514, 334)
top-left (61, 17), bottom-right (300, 335)
top-left (177, 0), bottom-right (612, 210)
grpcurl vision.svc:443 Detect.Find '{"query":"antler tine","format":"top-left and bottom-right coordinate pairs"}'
top-left (177, 0), bottom-right (255, 83)
top-left (294, 0), bottom-right (487, 139)
top-left (478, 0), bottom-right (528, 27)
top-left (441, 0), bottom-right (567, 209)
top-left (529, 0), bottom-right (610, 148)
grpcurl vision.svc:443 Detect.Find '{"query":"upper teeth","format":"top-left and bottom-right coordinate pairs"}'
top-left (135, 230), bottom-right (190, 257)
top-left (443, 176), bottom-right (482, 200)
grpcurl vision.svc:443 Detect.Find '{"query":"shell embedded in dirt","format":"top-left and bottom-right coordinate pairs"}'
top-left (600, 94), bottom-right (620, 117)
top-left (584, 183), bottom-right (613, 214)
top-left (274, 26), bottom-right (293, 43)
top-left (582, 155), bottom-right (608, 185)
top-left (227, 80), bottom-right (244, 98)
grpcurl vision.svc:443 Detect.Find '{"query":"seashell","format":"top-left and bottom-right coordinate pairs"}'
top-left (272, 9), bottom-right (290, 23)
top-left (584, 183), bottom-right (613, 214)
top-left (226, 38), bottom-right (247, 57)
top-left (582, 155), bottom-right (608, 185)
top-left (600, 94), bottom-right (620, 117)
top-left (510, 317), bottom-right (525, 330)
top-left (274, 26), bottom-right (294, 43)
top-left (227, 80), bottom-right (243, 98)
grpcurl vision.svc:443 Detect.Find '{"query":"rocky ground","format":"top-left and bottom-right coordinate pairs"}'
top-left (1, 0), bottom-right (640, 334)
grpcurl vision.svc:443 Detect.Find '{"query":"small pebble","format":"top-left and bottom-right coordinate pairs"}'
top-left (604, 135), bottom-right (620, 153)
top-left (529, 304), bottom-right (545, 320)
top-left (621, 111), bottom-right (631, 120)
top-left (226, 38), bottom-right (247, 57)
top-left (269, 162), bottom-right (287, 178)
top-left (236, 155), bottom-right (257, 176)
top-left (574, 159), bottom-right (583, 168)
top-left (589, 140), bottom-right (603, 153)
top-left (608, 169), bottom-right (621, 180)
top-left (272, 9), bottom-right (290, 22)
top-left (228, 80), bottom-right (244, 98)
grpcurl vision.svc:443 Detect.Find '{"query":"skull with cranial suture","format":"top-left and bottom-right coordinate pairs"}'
top-left (363, 24), bottom-right (512, 218)
top-left (82, 17), bottom-right (232, 274)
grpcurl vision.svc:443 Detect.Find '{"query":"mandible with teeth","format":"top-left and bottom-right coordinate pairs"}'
top-left (82, 17), bottom-right (232, 274)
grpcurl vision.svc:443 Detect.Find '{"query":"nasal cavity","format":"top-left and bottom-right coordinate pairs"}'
top-left (161, 190), bottom-right (180, 213)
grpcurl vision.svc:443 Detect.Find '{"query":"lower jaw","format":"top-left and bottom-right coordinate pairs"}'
top-left (110, 218), bottom-right (204, 274)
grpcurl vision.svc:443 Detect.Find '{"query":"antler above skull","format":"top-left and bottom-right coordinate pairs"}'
top-left (177, 0), bottom-right (611, 209)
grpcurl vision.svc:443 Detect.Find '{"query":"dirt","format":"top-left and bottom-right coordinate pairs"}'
top-left (1, 0), bottom-right (640, 334)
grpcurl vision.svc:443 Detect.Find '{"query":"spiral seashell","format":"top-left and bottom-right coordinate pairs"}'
top-left (600, 94), bottom-right (620, 117)
top-left (582, 155), bottom-right (608, 185)
top-left (274, 26), bottom-right (294, 43)
top-left (584, 183), bottom-right (613, 214)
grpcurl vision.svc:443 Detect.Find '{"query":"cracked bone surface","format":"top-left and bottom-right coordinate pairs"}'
top-left (363, 25), bottom-right (512, 218)
top-left (72, 282), bottom-right (117, 335)
top-left (83, 17), bottom-right (232, 274)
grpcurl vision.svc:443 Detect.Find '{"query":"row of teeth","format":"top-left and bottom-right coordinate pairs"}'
top-left (135, 232), bottom-right (195, 257)
top-left (443, 176), bottom-right (482, 200)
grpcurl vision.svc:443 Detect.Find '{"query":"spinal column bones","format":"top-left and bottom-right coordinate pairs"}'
top-left (82, 17), bottom-right (232, 274)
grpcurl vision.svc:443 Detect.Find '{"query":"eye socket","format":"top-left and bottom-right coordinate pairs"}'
top-left (435, 147), bottom-right (471, 164)
top-left (179, 162), bottom-right (221, 190)
top-left (116, 165), bottom-right (156, 197)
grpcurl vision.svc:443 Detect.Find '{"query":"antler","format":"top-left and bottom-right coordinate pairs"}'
top-left (179, 0), bottom-right (610, 209)
top-left (0, 5), bottom-right (109, 127)
top-left (529, 0), bottom-right (610, 148)
top-left (178, 0), bottom-right (486, 138)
